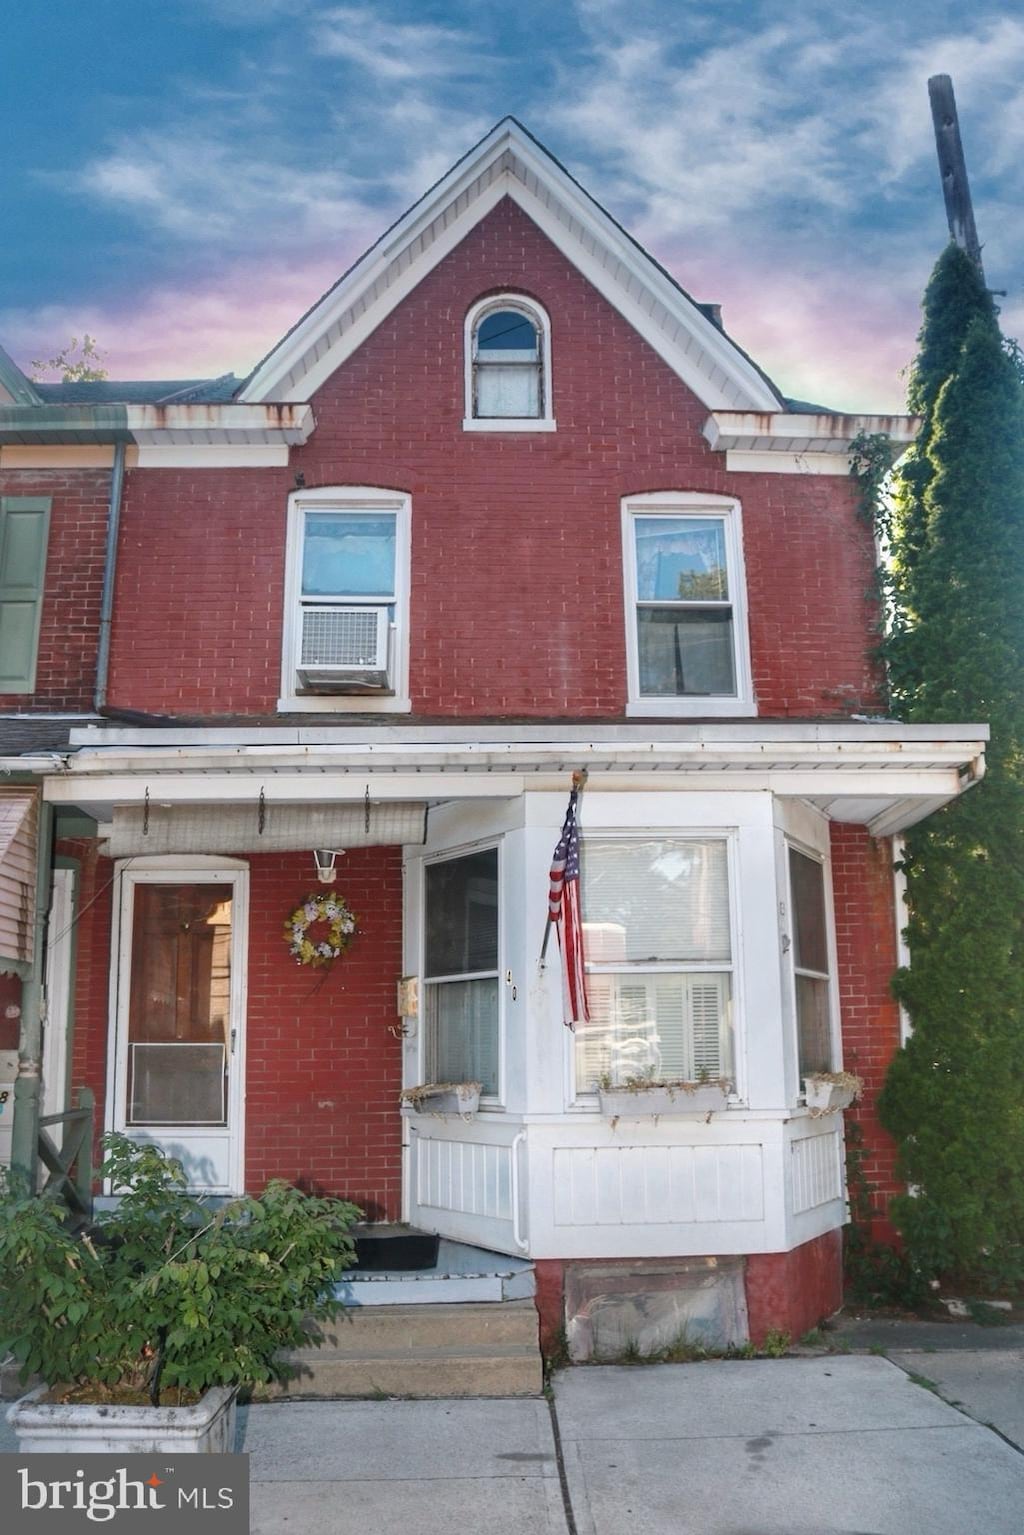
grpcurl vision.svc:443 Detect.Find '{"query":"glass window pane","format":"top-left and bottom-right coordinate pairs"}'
top-left (582, 839), bottom-right (731, 964)
top-left (796, 975), bottom-right (832, 1076)
top-left (476, 310), bottom-right (538, 353)
top-left (130, 1044), bottom-right (226, 1125)
top-left (790, 850), bottom-right (829, 974)
top-left (302, 513), bottom-right (396, 597)
top-left (127, 884), bottom-right (232, 1127)
top-left (426, 978), bottom-right (499, 1095)
top-left (634, 517), bottom-right (729, 601)
top-left (425, 849), bottom-right (498, 977)
top-left (638, 607), bottom-right (736, 696)
top-left (575, 972), bottom-right (732, 1090)
top-left (475, 364), bottom-right (540, 418)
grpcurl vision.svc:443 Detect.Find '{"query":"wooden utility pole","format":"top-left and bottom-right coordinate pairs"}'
top-left (928, 74), bottom-right (984, 279)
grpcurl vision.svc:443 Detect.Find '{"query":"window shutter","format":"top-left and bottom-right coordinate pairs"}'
top-left (689, 977), bottom-right (726, 1077)
top-left (0, 497), bottom-right (51, 692)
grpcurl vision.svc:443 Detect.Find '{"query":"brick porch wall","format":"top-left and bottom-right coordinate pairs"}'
top-left (61, 842), bottom-right (404, 1216)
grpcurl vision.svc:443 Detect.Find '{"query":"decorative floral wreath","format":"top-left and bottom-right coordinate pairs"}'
top-left (284, 893), bottom-right (358, 967)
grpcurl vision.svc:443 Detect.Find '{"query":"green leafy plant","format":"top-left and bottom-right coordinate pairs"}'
top-left (0, 1134), bottom-right (360, 1404)
top-left (759, 1329), bottom-right (791, 1358)
top-left (868, 246), bottom-right (1024, 1290)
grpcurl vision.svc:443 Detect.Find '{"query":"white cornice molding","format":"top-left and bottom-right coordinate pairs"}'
top-left (124, 402), bottom-right (313, 446)
top-left (238, 121), bottom-right (782, 413)
top-left (704, 410), bottom-right (920, 460)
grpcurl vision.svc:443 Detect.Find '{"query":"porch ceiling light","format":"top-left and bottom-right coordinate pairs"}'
top-left (313, 848), bottom-right (345, 884)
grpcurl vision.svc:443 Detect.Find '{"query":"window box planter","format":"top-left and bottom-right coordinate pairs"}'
top-left (400, 1082), bottom-right (481, 1116)
top-left (803, 1072), bottom-right (862, 1113)
top-left (7, 1384), bottom-right (236, 1455)
top-left (598, 1080), bottom-right (732, 1117)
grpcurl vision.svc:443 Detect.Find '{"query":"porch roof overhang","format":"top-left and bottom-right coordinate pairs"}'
top-left (26, 721), bottom-right (988, 840)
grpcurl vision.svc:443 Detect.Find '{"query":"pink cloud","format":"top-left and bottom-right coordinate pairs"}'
top-left (4, 236), bottom-right (919, 413)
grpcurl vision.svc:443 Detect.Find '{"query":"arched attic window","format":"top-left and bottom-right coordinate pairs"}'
top-left (463, 295), bottom-right (555, 431)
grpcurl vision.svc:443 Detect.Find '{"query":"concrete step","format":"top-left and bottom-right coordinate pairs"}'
top-left (268, 1301), bottom-right (543, 1399)
top-left (314, 1300), bottom-right (540, 1353)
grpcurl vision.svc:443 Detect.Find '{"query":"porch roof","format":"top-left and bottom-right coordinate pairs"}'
top-left (29, 721), bottom-right (988, 839)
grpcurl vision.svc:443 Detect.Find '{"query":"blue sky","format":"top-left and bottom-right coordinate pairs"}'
top-left (3, 0), bottom-right (1022, 410)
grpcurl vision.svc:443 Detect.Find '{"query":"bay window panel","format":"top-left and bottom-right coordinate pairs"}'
top-left (426, 978), bottom-right (499, 1096)
top-left (637, 607), bottom-right (736, 696)
top-left (789, 850), bottom-right (829, 974)
top-left (425, 850), bottom-right (498, 977)
top-left (796, 975), bottom-right (833, 1077)
top-left (575, 973), bottom-right (733, 1090)
top-left (582, 839), bottom-right (731, 963)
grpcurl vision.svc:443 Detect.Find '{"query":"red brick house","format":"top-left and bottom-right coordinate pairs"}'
top-left (0, 120), bottom-right (986, 1355)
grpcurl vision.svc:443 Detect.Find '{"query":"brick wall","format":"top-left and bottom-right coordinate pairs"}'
top-left (106, 199), bottom-right (882, 719)
top-left (62, 842), bottom-right (404, 1216)
top-left (244, 850), bottom-right (403, 1218)
top-left (0, 470), bottom-right (109, 712)
top-left (831, 822), bottom-right (903, 1240)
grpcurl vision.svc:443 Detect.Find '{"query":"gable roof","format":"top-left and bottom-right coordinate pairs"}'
top-left (239, 117), bottom-right (785, 412)
top-left (33, 374), bottom-right (241, 405)
top-left (0, 344), bottom-right (42, 406)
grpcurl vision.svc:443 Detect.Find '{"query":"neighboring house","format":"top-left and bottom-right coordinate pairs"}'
top-left (0, 120), bottom-right (986, 1352)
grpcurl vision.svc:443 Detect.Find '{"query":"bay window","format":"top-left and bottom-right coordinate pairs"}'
top-left (424, 847), bottom-right (500, 1096)
top-left (788, 846), bottom-right (836, 1077)
top-left (575, 837), bottom-right (735, 1093)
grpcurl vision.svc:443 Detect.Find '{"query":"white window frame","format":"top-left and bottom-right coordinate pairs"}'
top-left (105, 856), bottom-right (249, 1195)
top-left (420, 839), bottom-right (504, 1107)
top-left (785, 838), bottom-right (843, 1091)
top-left (463, 293), bottom-right (555, 432)
top-left (279, 485), bottom-right (411, 713)
top-left (622, 491), bottom-right (755, 718)
top-left (570, 828), bottom-right (743, 1105)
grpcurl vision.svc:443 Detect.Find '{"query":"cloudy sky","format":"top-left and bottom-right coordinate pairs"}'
top-left (3, 0), bottom-right (1021, 410)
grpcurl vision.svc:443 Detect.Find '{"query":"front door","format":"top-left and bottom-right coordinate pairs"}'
top-left (109, 866), bottom-right (247, 1192)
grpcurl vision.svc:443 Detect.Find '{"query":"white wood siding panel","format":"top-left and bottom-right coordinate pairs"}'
top-left (0, 789), bottom-right (38, 967)
top-left (552, 1142), bottom-right (764, 1226)
top-left (790, 1130), bottom-right (843, 1213)
top-left (416, 1135), bottom-right (513, 1221)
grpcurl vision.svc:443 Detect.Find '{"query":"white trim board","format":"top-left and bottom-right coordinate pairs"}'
top-left (239, 120), bottom-right (782, 412)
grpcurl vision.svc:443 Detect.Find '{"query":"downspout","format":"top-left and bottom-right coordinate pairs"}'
top-left (10, 800), bottom-right (54, 1188)
top-left (94, 439), bottom-right (126, 713)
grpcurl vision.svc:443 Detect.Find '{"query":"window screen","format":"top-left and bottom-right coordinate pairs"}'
top-left (424, 849), bottom-right (499, 1096)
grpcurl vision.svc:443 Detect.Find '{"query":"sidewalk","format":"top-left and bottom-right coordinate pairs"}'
top-left (4, 1343), bottom-right (1023, 1533)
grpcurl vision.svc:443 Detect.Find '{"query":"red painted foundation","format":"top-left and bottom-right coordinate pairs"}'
top-left (745, 1230), bottom-right (845, 1344)
top-left (534, 1231), bottom-right (844, 1357)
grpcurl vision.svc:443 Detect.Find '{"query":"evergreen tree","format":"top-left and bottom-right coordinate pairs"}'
top-left (877, 246), bottom-right (1024, 1286)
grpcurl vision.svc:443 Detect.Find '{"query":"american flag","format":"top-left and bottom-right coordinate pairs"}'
top-left (548, 788), bottom-right (590, 1029)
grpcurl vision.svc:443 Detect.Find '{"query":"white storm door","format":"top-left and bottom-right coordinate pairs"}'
top-left (109, 867), bottom-right (248, 1193)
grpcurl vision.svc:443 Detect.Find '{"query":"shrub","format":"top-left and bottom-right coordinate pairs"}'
top-left (0, 1134), bottom-right (360, 1402)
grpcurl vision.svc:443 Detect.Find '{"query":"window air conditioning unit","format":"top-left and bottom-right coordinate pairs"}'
top-left (297, 605), bottom-right (393, 693)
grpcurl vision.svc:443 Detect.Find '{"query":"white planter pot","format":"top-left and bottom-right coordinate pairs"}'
top-left (803, 1078), bottom-right (857, 1113)
top-left (401, 1084), bottom-right (480, 1116)
top-left (7, 1384), bottom-right (237, 1455)
top-left (598, 1084), bottom-right (730, 1116)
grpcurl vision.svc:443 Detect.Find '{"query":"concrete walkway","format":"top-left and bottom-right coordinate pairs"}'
top-left (5, 1351), bottom-right (1023, 1532)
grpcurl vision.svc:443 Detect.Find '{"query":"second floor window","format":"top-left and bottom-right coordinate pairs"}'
top-left (282, 488), bottom-right (410, 708)
top-left (623, 493), bottom-right (754, 717)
